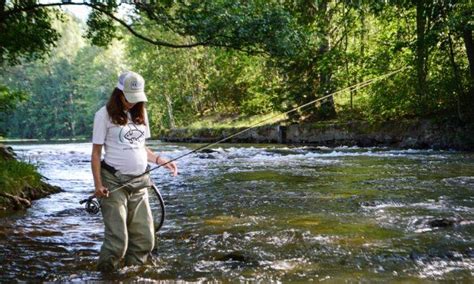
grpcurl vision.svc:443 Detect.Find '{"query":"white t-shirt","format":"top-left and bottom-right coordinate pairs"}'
top-left (92, 106), bottom-right (151, 175)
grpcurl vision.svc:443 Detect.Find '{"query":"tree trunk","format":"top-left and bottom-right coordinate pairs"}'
top-left (343, 1), bottom-right (352, 110)
top-left (356, 5), bottom-right (366, 102)
top-left (0, 0), bottom-right (5, 18)
top-left (461, 27), bottom-right (474, 121)
top-left (415, 0), bottom-right (428, 108)
top-left (0, 0), bottom-right (5, 58)
top-left (447, 31), bottom-right (463, 121)
top-left (68, 92), bottom-right (76, 139)
top-left (316, 0), bottom-right (336, 119)
top-left (462, 27), bottom-right (474, 83)
top-left (164, 93), bottom-right (175, 129)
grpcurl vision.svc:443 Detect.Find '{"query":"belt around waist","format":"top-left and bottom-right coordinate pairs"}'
top-left (101, 160), bottom-right (118, 175)
top-left (100, 161), bottom-right (151, 176)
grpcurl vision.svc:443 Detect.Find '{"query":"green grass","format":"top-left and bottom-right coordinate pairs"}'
top-left (0, 159), bottom-right (43, 195)
top-left (186, 112), bottom-right (287, 130)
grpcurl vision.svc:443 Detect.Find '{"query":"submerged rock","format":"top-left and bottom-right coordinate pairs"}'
top-left (428, 218), bottom-right (459, 228)
top-left (217, 252), bottom-right (249, 262)
top-left (216, 252), bottom-right (258, 266)
top-left (360, 201), bottom-right (379, 207)
top-left (199, 149), bottom-right (221, 154)
top-left (195, 148), bottom-right (224, 159)
top-left (195, 153), bottom-right (219, 159)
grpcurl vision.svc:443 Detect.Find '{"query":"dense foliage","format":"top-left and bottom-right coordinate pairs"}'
top-left (0, 14), bottom-right (125, 139)
top-left (0, 1), bottom-right (472, 139)
top-left (125, 0), bottom-right (473, 127)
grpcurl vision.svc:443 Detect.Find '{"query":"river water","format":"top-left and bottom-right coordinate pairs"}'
top-left (0, 142), bottom-right (473, 282)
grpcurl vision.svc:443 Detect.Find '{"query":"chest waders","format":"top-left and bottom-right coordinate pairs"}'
top-left (80, 161), bottom-right (166, 233)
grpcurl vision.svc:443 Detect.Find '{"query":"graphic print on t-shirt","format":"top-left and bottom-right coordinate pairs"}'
top-left (119, 123), bottom-right (145, 144)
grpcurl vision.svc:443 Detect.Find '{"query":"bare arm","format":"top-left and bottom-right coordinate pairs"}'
top-left (91, 144), bottom-right (109, 197)
top-left (146, 146), bottom-right (158, 163)
top-left (146, 146), bottom-right (178, 176)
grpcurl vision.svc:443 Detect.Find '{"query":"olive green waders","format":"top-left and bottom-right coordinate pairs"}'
top-left (97, 168), bottom-right (155, 271)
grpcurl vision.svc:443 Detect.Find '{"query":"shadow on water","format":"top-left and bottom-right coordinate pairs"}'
top-left (0, 142), bottom-right (473, 281)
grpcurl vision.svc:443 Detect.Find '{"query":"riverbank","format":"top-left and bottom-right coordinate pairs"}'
top-left (0, 145), bottom-right (61, 211)
top-left (161, 119), bottom-right (474, 150)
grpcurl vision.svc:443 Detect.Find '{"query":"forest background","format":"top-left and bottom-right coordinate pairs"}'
top-left (0, 0), bottom-right (472, 140)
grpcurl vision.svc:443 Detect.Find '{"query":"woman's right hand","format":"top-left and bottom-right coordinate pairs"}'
top-left (95, 185), bottom-right (109, 198)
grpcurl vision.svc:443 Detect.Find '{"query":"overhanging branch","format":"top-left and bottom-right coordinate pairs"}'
top-left (4, 2), bottom-right (210, 49)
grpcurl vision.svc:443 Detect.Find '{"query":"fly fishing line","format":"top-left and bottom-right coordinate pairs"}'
top-left (81, 66), bottom-right (408, 233)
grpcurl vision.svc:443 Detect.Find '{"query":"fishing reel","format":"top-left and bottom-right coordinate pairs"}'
top-left (79, 195), bottom-right (101, 215)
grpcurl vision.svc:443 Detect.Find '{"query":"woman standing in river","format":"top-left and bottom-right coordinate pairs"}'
top-left (91, 71), bottom-right (178, 271)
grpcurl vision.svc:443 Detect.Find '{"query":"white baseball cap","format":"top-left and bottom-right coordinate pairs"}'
top-left (117, 71), bottom-right (147, 103)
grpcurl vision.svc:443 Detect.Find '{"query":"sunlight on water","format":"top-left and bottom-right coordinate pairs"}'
top-left (0, 142), bottom-right (473, 281)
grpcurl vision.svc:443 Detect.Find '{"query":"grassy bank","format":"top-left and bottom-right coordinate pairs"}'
top-left (0, 159), bottom-right (43, 195)
top-left (0, 146), bottom-right (61, 211)
top-left (186, 112), bottom-right (288, 130)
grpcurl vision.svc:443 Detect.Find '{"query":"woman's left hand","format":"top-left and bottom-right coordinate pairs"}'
top-left (156, 157), bottom-right (178, 176)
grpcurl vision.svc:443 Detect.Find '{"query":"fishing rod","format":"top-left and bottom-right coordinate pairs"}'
top-left (80, 66), bottom-right (408, 230)
top-left (110, 65), bottom-right (408, 190)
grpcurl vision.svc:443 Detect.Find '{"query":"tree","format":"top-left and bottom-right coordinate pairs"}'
top-left (2, 0), bottom-right (473, 137)
top-left (1, 13), bottom-right (124, 139)
top-left (0, 0), bottom-right (62, 65)
top-left (126, 22), bottom-right (283, 132)
top-left (0, 84), bottom-right (26, 136)
top-left (414, 0), bottom-right (429, 105)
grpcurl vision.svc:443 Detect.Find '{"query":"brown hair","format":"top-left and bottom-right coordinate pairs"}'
top-left (106, 88), bottom-right (146, 125)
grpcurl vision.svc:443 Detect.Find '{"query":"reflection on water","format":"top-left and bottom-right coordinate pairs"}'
top-left (1, 142), bottom-right (473, 281)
